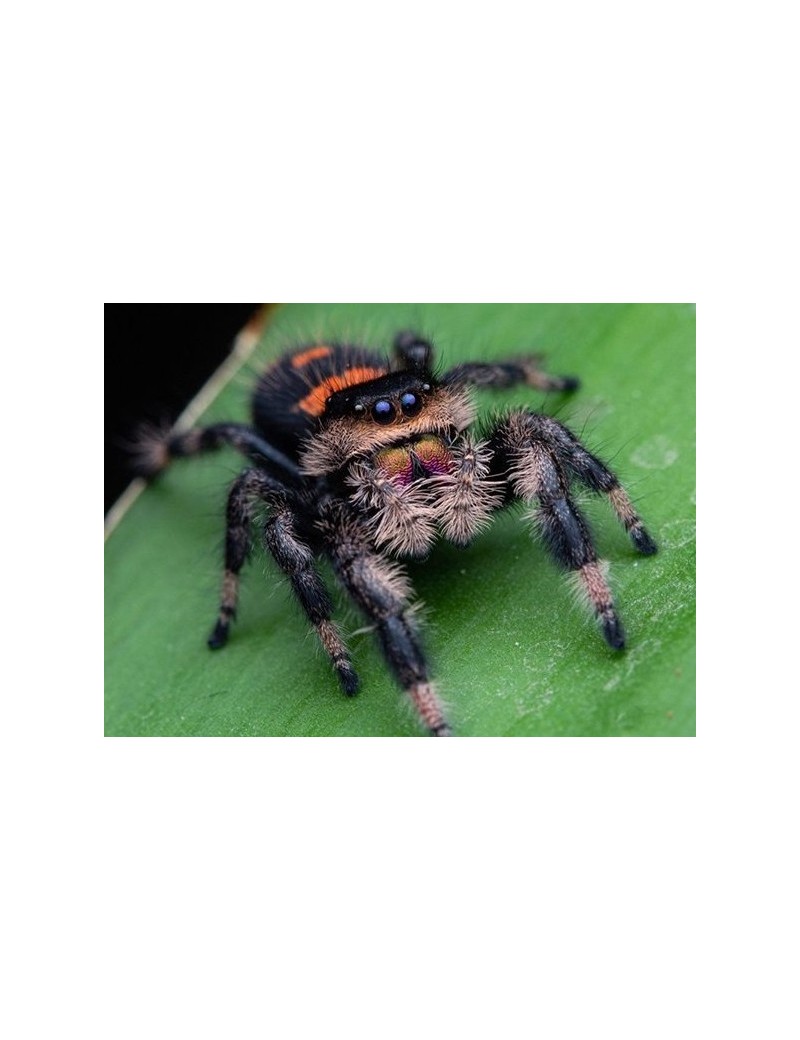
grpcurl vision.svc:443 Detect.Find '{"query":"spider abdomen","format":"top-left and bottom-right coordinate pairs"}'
top-left (251, 343), bottom-right (389, 462)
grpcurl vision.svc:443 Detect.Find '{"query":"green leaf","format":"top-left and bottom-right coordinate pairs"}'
top-left (105, 303), bottom-right (695, 736)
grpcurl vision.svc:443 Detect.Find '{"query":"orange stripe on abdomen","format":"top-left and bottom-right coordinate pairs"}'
top-left (291, 345), bottom-right (333, 368)
top-left (297, 366), bottom-right (388, 416)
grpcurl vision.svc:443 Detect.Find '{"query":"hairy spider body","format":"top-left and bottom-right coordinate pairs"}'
top-left (137, 331), bottom-right (656, 736)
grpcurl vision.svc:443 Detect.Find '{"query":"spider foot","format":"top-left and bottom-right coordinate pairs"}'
top-left (601, 612), bottom-right (626, 651)
top-left (631, 526), bottom-right (658, 556)
top-left (574, 562), bottom-right (627, 651)
top-left (337, 662), bottom-right (360, 696)
top-left (207, 618), bottom-right (231, 650)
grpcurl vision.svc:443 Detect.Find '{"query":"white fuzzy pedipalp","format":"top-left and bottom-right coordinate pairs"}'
top-left (347, 461), bottom-right (438, 557)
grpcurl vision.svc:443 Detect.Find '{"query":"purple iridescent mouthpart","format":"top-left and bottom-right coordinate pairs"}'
top-left (374, 436), bottom-right (454, 487)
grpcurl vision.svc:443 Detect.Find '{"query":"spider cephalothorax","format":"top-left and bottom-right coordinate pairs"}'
top-left (137, 331), bottom-right (656, 736)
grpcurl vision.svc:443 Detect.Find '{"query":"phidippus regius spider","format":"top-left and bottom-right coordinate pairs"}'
top-left (136, 331), bottom-right (657, 736)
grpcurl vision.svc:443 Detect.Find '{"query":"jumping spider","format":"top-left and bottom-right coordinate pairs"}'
top-left (137, 331), bottom-right (657, 736)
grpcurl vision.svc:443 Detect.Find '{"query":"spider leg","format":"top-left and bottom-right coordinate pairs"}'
top-left (392, 330), bottom-right (434, 372)
top-left (131, 421), bottom-right (301, 486)
top-left (442, 357), bottom-right (579, 393)
top-left (528, 417), bottom-right (658, 555)
top-left (490, 412), bottom-right (636, 650)
top-left (207, 468), bottom-right (358, 696)
top-left (206, 468), bottom-right (282, 650)
top-left (322, 507), bottom-right (451, 735)
top-left (263, 505), bottom-right (360, 696)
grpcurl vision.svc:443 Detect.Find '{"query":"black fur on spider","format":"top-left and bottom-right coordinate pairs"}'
top-left (135, 331), bottom-right (657, 736)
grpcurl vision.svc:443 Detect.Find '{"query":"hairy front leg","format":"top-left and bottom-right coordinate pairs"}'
top-left (263, 505), bottom-right (359, 696)
top-left (322, 507), bottom-right (451, 735)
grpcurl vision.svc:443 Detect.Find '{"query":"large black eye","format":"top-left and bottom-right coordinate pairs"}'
top-left (372, 399), bottom-right (395, 424)
top-left (400, 392), bottom-right (422, 417)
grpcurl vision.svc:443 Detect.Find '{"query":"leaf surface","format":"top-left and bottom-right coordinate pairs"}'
top-left (105, 303), bottom-right (695, 736)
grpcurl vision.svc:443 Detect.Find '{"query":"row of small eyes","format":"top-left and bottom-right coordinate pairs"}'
top-left (353, 385), bottom-right (430, 424)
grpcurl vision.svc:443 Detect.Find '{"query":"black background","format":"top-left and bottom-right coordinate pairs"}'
top-left (105, 303), bottom-right (259, 513)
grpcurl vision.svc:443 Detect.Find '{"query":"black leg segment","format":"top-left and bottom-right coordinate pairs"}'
top-left (442, 358), bottom-right (579, 393)
top-left (393, 330), bottom-right (434, 373)
top-left (490, 411), bottom-right (630, 650)
top-left (132, 421), bottom-right (301, 485)
top-left (325, 516), bottom-right (451, 735)
top-left (264, 507), bottom-right (359, 696)
top-left (207, 468), bottom-right (292, 650)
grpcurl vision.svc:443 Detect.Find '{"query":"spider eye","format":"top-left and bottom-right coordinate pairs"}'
top-left (400, 391), bottom-right (422, 417)
top-left (372, 399), bottom-right (395, 424)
